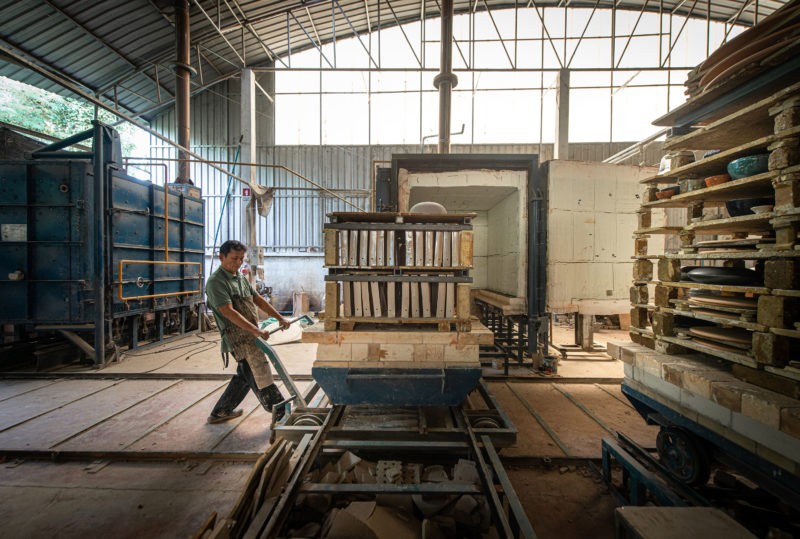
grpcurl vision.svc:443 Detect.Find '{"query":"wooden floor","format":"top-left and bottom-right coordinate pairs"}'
top-left (0, 330), bottom-right (652, 538)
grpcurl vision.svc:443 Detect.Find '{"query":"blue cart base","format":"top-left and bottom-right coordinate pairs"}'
top-left (312, 366), bottom-right (483, 406)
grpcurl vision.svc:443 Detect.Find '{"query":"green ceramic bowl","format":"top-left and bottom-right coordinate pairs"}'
top-left (726, 154), bottom-right (769, 179)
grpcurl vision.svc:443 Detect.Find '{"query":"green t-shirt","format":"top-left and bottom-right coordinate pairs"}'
top-left (205, 266), bottom-right (257, 353)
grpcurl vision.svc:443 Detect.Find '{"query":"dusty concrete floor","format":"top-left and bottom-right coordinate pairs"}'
top-left (0, 323), bottom-right (641, 538)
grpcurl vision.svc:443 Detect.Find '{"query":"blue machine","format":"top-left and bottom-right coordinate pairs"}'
top-left (0, 122), bottom-right (204, 366)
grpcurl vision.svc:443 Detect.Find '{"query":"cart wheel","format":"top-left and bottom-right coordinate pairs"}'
top-left (656, 427), bottom-right (710, 486)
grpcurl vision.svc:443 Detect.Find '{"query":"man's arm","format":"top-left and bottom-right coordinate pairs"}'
top-left (253, 295), bottom-right (290, 330)
top-left (217, 303), bottom-right (273, 340)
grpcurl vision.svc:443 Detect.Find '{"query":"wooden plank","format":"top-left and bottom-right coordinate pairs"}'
top-left (410, 282), bottom-right (421, 318)
top-left (445, 283), bottom-right (455, 318)
top-left (617, 507), bottom-right (758, 538)
top-left (434, 231), bottom-right (444, 267)
top-left (387, 282), bottom-right (396, 317)
top-left (451, 231), bottom-right (461, 266)
top-left (348, 230), bottom-right (358, 266)
top-left (405, 231), bottom-right (414, 266)
top-left (325, 281), bottom-right (340, 323)
top-left (127, 388), bottom-right (260, 452)
top-left (353, 280), bottom-right (363, 317)
top-left (55, 380), bottom-right (227, 451)
top-left (663, 81), bottom-right (800, 151)
top-left (460, 230), bottom-right (473, 267)
top-left (436, 282), bottom-right (446, 318)
top-left (0, 379), bottom-right (63, 403)
top-left (442, 231), bottom-right (451, 266)
top-left (400, 282), bottom-right (410, 318)
top-left (0, 379), bottom-right (118, 432)
top-left (0, 380), bottom-right (178, 450)
top-left (414, 231), bottom-right (425, 266)
top-left (342, 281), bottom-right (352, 317)
top-left (424, 230), bottom-right (434, 266)
top-left (367, 231), bottom-right (377, 266)
top-left (370, 281), bottom-right (382, 317)
top-left (359, 230), bottom-right (369, 267)
top-left (361, 282), bottom-right (372, 317)
top-left (387, 230), bottom-right (395, 266)
top-left (421, 282), bottom-right (431, 318)
top-left (324, 229), bottom-right (337, 266)
top-left (376, 230), bottom-right (385, 266)
top-left (456, 283), bottom-right (471, 320)
top-left (339, 230), bottom-right (349, 265)
top-left (642, 126), bottom-right (800, 184)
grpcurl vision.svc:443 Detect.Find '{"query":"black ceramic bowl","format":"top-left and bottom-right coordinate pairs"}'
top-left (686, 266), bottom-right (760, 286)
top-left (725, 197), bottom-right (775, 217)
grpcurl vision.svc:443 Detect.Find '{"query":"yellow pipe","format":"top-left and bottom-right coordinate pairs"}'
top-left (118, 259), bottom-right (201, 301)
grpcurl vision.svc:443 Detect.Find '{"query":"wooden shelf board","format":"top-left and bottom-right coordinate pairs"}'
top-left (765, 365), bottom-right (800, 381)
top-left (661, 307), bottom-right (766, 331)
top-left (665, 250), bottom-right (800, 260)
top-left (663, 81), bottom-right (800, 151)
top-left (628, 327), bottom-right (654, 337)
top-left (686, 213), bottom-right (775, 234)
top-left (642, 171), bottom-right (777, 208)
top-left (641, 125), bottom-right (800, 185)
top-left (634, 227), bottom-right (683, 235)
top-left (773, 289), bottom-right (800, 298)
top-left (657, 280), bottom-right (769, 294)
top-left (770, 327), bottom-right (800, 339)
top-left (659, 336), bottom-right (758, 368)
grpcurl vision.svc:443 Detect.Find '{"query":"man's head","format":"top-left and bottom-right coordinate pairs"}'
top-left (218, 240), bottom-right (247, 273)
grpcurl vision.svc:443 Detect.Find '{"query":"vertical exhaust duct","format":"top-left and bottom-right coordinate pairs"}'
top-left (175, 0), bottom-right (192, 184)
top-left (434, 0), bottom-right (457, 154)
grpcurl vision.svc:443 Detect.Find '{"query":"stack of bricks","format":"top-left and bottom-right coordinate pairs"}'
top-left (303, 324), bottom-right (493, 370)
top-left (609, 341), bottom-right (800, 476)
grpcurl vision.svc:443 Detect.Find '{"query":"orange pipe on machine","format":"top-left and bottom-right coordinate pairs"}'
top-left (118, 260), bottom-right (201, 301)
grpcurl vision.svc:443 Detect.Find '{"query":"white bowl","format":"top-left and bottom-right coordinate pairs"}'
top-left (750, 205), bottom-right (774, 214)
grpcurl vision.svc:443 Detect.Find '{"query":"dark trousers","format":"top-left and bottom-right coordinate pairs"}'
top-left (211, 359), bottom-right (274, 414)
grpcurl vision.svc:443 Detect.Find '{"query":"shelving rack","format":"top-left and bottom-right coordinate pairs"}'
top-left (322, 212), bottom-right (475, 331)
top-left (630, 81), bottom-right (800, 393)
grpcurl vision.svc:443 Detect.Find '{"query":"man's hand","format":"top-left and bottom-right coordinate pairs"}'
top-left (255, 327), bottom-right (271, 340)
top-left (278, 317), bottom-right (291, 331)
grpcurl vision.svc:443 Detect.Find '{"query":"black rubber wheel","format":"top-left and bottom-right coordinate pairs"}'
top-left (656, 427), bottom-right (710, 486)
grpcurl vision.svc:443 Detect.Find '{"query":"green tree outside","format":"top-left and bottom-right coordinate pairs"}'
top-left (0, 76), bottom-right (142, 154)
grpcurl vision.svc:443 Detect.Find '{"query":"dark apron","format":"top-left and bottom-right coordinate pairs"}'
top-left (224, 295), bottom-right (274, 389)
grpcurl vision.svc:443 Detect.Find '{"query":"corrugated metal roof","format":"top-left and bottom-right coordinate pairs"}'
top-left (0, 0), bottom-right (791, 120)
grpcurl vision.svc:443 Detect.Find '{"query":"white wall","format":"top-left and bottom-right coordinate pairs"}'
top-left (472, 211), bottom-right (488, 289)
top-left (546, 160), bottom-right (656, 315)
top-left (487, 191), bottom-right (523, 296)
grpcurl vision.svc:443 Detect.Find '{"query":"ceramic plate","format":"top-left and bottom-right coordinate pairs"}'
top-left (689, 326), bottom-right (751, 345)
top-left (687, 295), bottom-right (757, 309)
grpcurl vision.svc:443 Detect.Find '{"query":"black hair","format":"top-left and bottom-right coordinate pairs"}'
top-left (219, 240), bottom-right (248, 256)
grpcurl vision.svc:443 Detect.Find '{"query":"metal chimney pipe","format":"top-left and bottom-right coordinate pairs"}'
top-left (434, 0), bottom-right (457, 154)
top-left (175, 0), bottom-right (192, 184)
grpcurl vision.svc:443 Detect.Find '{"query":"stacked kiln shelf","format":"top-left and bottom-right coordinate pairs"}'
top-left (310, 211), bottom-right (492, 406)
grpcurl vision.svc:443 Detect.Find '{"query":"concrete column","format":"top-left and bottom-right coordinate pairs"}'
top-left (241, 68), bottom-right (258, 284)
top-left (554, 68), bottom-right (570, 160)
top-left (258, 68), bottom-right (275, 147)
top-left (241, 68), bottom-right (256, 184)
